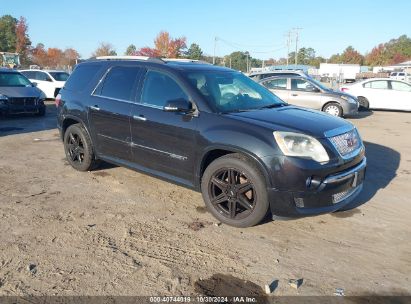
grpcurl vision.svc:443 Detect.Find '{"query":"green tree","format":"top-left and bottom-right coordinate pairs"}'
top-left (125, 44), bottom-right (137, 55)
top-left (0, 15), bottom-right (18, 52)
top-left (186, 43), bottom-right (203, 60)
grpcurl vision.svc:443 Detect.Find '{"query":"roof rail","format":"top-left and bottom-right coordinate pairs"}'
top-left (94, 55), bottom-right (165, 63)
top-left (93, 56), bottom-right (210, 65)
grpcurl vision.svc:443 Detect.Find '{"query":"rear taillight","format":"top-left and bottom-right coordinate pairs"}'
top-left (55, 94), bottom-right (62, 107)
top-left (340, 87), bottom-right (349, 92)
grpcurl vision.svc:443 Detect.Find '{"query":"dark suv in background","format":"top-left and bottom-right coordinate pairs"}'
top-left (57, 57), bottom-right (366, 227)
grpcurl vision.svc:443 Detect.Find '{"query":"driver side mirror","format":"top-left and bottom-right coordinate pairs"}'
top-left (164, 98), bottom-right (195, 113)
top-left (32, 82), bottom-right (38, 87)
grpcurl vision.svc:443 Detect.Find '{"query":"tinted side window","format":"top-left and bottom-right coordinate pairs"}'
top-left (99, 66), bottom-right (142, 101)
top-left (141, 71), bottom-right (188, 107)
top-left (22, 71), bottom-right (36, 79)
top-left (263, 78), bottom-right (287, 90)
top-left (36, 72), bottom-right (48, 81)
top-left (64, 64), bottom-right (102, 92)
top-left (291, 79), bottom-right (312, 91)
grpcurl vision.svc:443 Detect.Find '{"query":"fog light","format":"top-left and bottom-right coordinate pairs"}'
top-left (294, 197), bottom-right (305, 208)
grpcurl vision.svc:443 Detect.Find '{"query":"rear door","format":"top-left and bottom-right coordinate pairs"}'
top-left (389, 80), bottom-right (411, 111)
top-left (260, 78), bottom-right (289, 102)
top-left (88, 65), bottom-right (143, 161)
top-left (288, 78), bottom-right (323, 110)
top-left (130, 69), bottom-right (198, 185)
top-left (361, 80), bottom-right (390, 109)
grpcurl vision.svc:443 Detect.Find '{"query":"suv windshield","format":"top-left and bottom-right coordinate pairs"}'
top-left (49, 72), bottom-right (70, 81)
top-left (185, 71), bottom-right (285, 113)
top-left (0, 72), bottom-right (32, 87)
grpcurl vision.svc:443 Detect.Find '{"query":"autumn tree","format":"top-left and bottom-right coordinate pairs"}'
top-left (136, 31), bottom-right (186, 58)
top-left (15, 17), bottom-right (31, 65)
top-left (340, 46), bottom-right (364, 64)
top-left (31, 43), bottom-right (48, 66)
top-left (125, 44), bottom-right (137, 55)
top-left (92, 42), bottom-right (117, 57)
top-left (186, 43), bottom-right (203, 60)
top-left (62, 48), bottom-right (80, 66)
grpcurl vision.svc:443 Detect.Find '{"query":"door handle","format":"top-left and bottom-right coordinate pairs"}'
top-left (90, 105), bottom-right (100, 111)
top-left (133, 115), bottom-right (147, 121)
top-left (291, 94), bottom-right (298, 96)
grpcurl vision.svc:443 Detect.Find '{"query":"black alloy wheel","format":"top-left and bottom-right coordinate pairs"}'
top-left (208, 168), bottom-right (256, 220)
top-left (201, 153), bottom-right (269, 227)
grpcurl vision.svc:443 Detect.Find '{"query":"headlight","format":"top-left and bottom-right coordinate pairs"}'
top-left (273, 131), bottom-right (329, 163)
top-left (340, 95), bottom-right (357, 104)
top-left (0, 94), bottom-right (8, 101)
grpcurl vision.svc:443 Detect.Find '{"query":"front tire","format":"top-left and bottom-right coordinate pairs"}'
top-left (323, 102), bottom-right (343, 117)
top-left (64, 123), bottom-right (99, 171)
top-left (201, 154), bottom-right (269, 228)
top-left (358, 97), bottom-right (369, 111)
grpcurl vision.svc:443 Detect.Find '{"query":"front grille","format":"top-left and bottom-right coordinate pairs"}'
top-left (9, 97), bottom-right (37, 106)
top-left (329, 128), bottom-right (361, 157)
top-left (332, 187), bottom-right (358, 204)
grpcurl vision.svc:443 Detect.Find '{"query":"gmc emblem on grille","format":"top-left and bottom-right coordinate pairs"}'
top-left (345, 136), bottom-right (357, 148)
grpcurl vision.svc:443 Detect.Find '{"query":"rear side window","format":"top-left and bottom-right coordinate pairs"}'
top-left (141, 70), bottom-right (188, 107)
top-left (98, 66), bottom-right (142, 101)
top-left (64, 64), bottom-right (102, 92)
top-left (363, 80), bottom-right (388, 89)
top-left (391, 81), bottom-right (411, 92)
top-left (263, 78), bottom-right (287, 90)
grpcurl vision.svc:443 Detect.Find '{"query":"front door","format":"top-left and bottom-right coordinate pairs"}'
top-left (88, 65), bottom-right (143, 161)
top-left (260, 77), bottom-right (289, 102)
top-left (288, 78), bottom-right (323, 110)
top-left (130, 69), bottom-right (198, 185)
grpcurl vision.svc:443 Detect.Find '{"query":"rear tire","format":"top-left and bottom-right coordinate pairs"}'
top-left (64, 123), bottom-right (99, 171)
top-left (323, 102), bottom-right (343, 117)
top-left (201, 153), bottom-right (269, 228)
top-left (358, 97), bottom-right (369, 111)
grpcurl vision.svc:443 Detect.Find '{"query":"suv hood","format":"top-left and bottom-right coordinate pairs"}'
top-left (0, 86), bottom-right (42, 98)
top-left (227, 106), bottom-right (352, 138)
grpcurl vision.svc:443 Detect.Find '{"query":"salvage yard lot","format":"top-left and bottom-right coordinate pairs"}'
top-left (0, 103), bottom-right (410, 296)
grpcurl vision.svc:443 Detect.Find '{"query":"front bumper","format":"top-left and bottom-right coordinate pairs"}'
top-left (268, 157), bottom-right (366, 217)
top-left (0, 102), bottom-right (45, 115)
top-left (341, 101), bottom-right (359, 116)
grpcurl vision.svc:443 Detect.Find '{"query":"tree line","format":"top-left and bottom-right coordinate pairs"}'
top-left (1, 14), bottom-right (410, 71)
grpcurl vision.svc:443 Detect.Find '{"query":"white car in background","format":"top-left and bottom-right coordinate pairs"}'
top-left (20, 69), bottom-right (69, 99)
top-left (390, 71), bottom-right (409, 82)
top-left (340, 78), bottom-right (411, 111)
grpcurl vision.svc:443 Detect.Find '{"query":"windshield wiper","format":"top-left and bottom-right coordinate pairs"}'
top-left (258, 103), bottom-right (287, 110)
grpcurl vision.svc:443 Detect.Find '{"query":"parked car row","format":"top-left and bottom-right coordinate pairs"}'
top-left (249, 70), bottom-right (410, 114)
top-left (340, 78), bottom-right (411, 111)
top-left (0, 68), bottom-right (69, 116)
top-left (0, 68), bottom-right (46, 116)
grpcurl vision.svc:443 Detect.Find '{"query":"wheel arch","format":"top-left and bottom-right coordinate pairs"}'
top-left (61, 116), bottom-right (93, 143)
top-left (197, 146), bottom-right (273, 191)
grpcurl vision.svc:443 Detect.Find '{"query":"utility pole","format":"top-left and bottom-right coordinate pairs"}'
top-left (229, 57), bottom-right (232, 69)
top-left (292, 28), bottom-right (302, 66)
top-left (285, 31), bottom-right (292, 67)
top-left (213, 37), bottom-right (217, 65)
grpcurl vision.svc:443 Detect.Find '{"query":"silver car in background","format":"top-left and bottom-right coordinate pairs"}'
top-left (259, 75), bottom-right (359, 117)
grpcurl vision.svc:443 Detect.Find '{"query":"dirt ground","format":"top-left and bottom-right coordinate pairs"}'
top-left (0, 103), bottom-right (410, 297)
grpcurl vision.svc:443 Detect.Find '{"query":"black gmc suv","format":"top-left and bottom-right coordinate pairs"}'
top-left (57, 57), bottom-right (366, 227)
